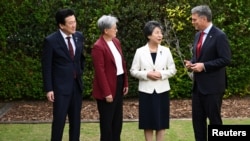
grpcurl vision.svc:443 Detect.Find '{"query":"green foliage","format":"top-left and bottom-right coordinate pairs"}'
top-left (0, 0), bottom-right (250, 100)
top-left (210, 0), bottom-right (250, 96)
top-left (163, 3), bottom-right (194, 98)
top-left (0, 51), bottom-right (43, 100)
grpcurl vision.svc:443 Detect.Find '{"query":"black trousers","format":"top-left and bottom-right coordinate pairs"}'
top-left (51, 80), bottom-right (83, 141)
top-left (192, 85), bottom-right (223, 141)
top-left (97, 74), bottom-right (124, 141)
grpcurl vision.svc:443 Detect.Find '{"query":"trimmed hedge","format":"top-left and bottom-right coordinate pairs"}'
top-left (0, 0), bottom-right (250, 100)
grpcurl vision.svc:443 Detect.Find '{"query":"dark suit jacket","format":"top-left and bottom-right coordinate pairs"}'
top-left (42, 30), bottom-right (85, 95)
top-left (91, 36), bottom-right (128, 100)
top-left (191, 26), bottom-right (231, 95)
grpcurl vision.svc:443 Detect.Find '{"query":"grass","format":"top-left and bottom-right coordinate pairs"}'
top-left (0, 118), bottom-right (249, 141)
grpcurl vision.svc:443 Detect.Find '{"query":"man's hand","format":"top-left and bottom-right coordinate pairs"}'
top-left (184, 60), bottom-right (192, 70)
top-left (190, 63), bottom-right (204, 72)
top-left (184, 60), bottom-right (204, 72)
top-left (46, 91), bottom-right (54, 102)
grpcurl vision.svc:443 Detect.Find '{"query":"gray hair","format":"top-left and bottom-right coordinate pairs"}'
top-left (191, 5), bottom-right (212, 22)
top-left (97, 15), bottom-right (118, 33)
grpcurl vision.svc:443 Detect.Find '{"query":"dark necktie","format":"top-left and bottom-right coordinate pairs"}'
top-left (66, 36), bottom-right (74, 60)
top-left (66, 36), bottom-right (76, 78)
top-left (196, 31), bottom-right (205, 58)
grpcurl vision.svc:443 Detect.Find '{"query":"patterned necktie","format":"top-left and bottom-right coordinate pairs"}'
top-left (66, 36), bottom-right (74, 60)
top-left (196, 31), bottom-right (205, 58)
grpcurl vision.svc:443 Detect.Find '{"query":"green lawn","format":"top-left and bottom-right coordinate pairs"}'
top-left (0, 118), bottom-right (249, 141)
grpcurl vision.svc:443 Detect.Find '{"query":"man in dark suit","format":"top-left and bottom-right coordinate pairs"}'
top-left (184, 5), bottom-right (231, 141)
top-left (41, 8), bottom-right (85, 141)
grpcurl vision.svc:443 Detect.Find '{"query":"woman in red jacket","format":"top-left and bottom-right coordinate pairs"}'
top-left (91, 15), bottom-right (129, 141)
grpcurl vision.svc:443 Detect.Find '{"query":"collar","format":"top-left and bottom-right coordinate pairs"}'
top-left (203, 23), bottom-right (213, 34)
top-left (59, 29), bottom-right (72, 39)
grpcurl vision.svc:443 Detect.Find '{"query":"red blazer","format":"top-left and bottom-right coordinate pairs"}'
top-left (91, 35), bottom-right (128, 100)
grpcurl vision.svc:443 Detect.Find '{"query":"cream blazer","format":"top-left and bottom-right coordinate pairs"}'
top-left (130, 44), bottom-right (177, 94)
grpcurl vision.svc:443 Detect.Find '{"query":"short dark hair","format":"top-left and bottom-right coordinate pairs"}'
top-left (55, 9), bottom-right (75, 27)
top-left (143, 20), bottom-right (163, 41)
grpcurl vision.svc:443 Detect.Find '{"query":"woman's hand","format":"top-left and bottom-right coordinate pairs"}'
top-left (105, 95), bottom-right (113, 103)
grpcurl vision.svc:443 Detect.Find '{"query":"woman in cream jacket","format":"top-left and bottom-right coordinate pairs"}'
top-left (130, 21), bottom-right (176, 141)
